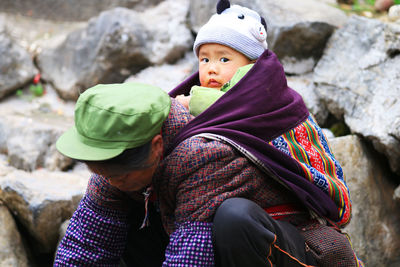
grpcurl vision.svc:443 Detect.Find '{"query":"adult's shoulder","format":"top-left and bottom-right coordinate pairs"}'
top-left (166, 135), bottom-right (237, 170)
top-left (176, 135), bottom-right (235, 156)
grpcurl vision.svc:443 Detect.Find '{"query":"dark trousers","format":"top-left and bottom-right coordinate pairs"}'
top-left (212, 198), bottom-right (317, 267)
top-left (121, 201), bottom-right (169, 267)
top-left (122, 198), bottom-right (317, 266)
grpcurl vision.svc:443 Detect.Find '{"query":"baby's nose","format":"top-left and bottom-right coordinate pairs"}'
top-left (208, 62), bottom-right (219, 73)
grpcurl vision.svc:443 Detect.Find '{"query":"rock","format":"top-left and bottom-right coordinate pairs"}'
top-left (0, 18), bottom-right (37, 99)
top-left (330, 135), bottom-right (400, 266)
top-left (287, 74), bottom-right (329, 124)
top-left (0, 166), bottom-right (90, 253)
top-left (0, 12), bottom-right (87, 56)
top-left (58, 220), bottom-right (70, 244)
top-left (322, 128), bottom-right (335, 139)
top-left (140, 0), bottom-right (192, 65)
top-left (36, 7), bottom-right (151, 100)
top-left (388, 5), bottom-right (400, 22)
top-left (257, 0), bottom-right (348, 74)
top-left (54, 219), bottom-right (70, 260)
top-left (37, 0), bottom-right (192, 100)
top-left (0, 202), bottom-right (29, 267)
top-left (125, 52), bottom-right (197, 92)
top-left (0, 83), bottom-right (75, 118)
top-left (188, 0), bottom-right (216, 33)
top-left (0, 110), bottom-right (74, 172)
top-left (314, 15), bottom-right (400, 175)
top-left (394, 185), bottom-right (400, 202)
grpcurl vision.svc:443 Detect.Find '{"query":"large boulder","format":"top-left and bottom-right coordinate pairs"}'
top-left (0, 17), bottom-right (37, 99)
top-left (125, 52), bottom-right (197, 92)
top-left (0, 110), bottom-right (74, 172)
top-left (37, 0), bottom-right (192, 100)
top-left (314, 15), bottom-right (400, 175)
top-left (287, 74), bottom-right (329, 124)
top-left (0, 166), bottom-right (89, 253)
top-left (254, 0), bottom-right (348, 74)
top-left (0, 202), bottom-right (29, 267)
top-left (330, 135), bottom-right (400, 266)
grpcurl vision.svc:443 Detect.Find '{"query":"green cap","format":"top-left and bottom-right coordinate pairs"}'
top-left (56, 83), bottom-right (171, 161)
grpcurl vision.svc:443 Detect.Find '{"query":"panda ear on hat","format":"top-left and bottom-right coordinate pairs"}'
top-left (261, 17), bottom-right (268, 33)
top-left (194, 1), bottom-right (269, 60)
top-left (217, 0), bottom-right (230, 14)
top-left (216, 0), bottom-right (267, 33)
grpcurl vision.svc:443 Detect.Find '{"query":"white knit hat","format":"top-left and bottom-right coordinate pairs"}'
top-left (193, 4), bottom-right (268, 60)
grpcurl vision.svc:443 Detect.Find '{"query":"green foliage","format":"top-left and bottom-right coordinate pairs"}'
top-left (352, 0), bottom-right (375, 12)
top-left (365, 0), bottom-right (375, 5)
top-left (15, 83), bottom-right (45, 99)
top-left (335, 0), bottom-right (384, 16)
top-left (16, 89), bottom-right (23, 97)
top-left (29, 83), bottom-right (45, 97)
top-left (347, 0), bottom-right (399, 13)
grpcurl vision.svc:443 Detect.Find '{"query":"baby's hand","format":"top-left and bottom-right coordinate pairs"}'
top-left (175, 94), bottom-right (191, 109)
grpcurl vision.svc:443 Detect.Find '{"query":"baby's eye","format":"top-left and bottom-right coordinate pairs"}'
top-left (200, 58), bottom-right (209, 63)
top-left (220, 57), bottom-right (229, 63)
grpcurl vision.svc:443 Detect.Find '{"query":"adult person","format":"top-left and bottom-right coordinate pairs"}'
top-left (54, 4), bottom-right (362, 267)
top-left (54, 83), bottom-right (182, 266)
top-left (54, 79), bottom-right (361, 266)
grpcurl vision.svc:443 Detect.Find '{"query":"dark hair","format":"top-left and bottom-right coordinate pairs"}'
top-left (82, 141), bottom-right (152, 176)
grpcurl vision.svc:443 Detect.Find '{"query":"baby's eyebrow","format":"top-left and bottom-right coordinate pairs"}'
top-left (215, 49), bottom-right (234, 56)
top-left (213, 50), bottom-right (234, 57)
top-left (199, 48), bottom-right (234, 58)
top-left (198, 52), bottom-right (208, 57)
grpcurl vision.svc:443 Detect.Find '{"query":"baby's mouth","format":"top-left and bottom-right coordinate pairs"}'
top-left (208, 79), bottom-right (221, 88)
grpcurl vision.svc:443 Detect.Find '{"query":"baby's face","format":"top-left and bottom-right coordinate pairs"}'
top-left (198, 43), bottom-right (251, 89)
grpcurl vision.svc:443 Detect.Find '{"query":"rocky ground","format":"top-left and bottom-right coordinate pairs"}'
top-left (1, 0), bottom-right (400, 266)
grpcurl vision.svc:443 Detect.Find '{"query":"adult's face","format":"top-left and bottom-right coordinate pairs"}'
top-left (90, 135), bottom-right (163, 192)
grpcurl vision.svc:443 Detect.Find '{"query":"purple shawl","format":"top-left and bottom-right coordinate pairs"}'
top-left (168, 50), bottom-right (340, 222)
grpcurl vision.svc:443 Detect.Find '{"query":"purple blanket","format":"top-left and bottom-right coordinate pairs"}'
top-left (168, 50), bottom-right (340, 222)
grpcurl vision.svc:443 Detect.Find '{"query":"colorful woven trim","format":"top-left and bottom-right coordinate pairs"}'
top-left (270, 115), bottom-right (351, 226)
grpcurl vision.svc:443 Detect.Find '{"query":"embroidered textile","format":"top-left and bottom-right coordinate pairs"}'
top-left (270, 115), bottom-right (351, 226)
top-left (169, 50), bottom-right (351, 226)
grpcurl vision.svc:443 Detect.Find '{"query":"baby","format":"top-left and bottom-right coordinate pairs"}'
top-left (176, 4), bottom-right (268, 116)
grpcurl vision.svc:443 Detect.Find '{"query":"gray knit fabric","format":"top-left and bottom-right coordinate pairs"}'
top-left (193, 4), bottom-right (268, 60)
top-left (194, 26), bottom-right (265, 60)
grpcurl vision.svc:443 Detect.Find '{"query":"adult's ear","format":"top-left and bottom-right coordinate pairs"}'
top-left (151, 134), bottom-right (164, 158)
top-left (217, 0), bottom-right (230, 14)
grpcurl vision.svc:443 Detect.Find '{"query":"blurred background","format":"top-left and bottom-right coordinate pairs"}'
top-left (0, 0), bottom-right (400, 266)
